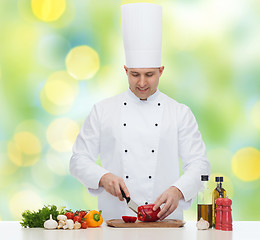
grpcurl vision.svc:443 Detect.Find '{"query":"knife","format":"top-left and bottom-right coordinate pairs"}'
top-left (120, 188), bottom-right (139, 214)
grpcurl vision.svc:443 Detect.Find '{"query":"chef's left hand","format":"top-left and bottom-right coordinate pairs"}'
top-left (153, 186), bottom-right (184, 220)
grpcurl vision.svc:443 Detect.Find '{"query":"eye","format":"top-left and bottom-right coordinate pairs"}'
top-left (131, 73), bottom-right (139, 77)
top-left (146, 74), bottom-right (153, 77)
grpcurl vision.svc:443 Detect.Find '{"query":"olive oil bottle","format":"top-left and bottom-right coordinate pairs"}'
top-left (212, 176), bottom-right (226, 227)
top-left (197, 175), bottom-right (212, 228)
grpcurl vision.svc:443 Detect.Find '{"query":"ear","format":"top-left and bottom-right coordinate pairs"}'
top-left (159, 66), bottom-right (165, 77)
top-left (124, 65), bottom-right (128, 75)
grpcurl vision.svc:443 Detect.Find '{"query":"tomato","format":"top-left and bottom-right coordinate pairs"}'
top-left (81, 221), bottom-right (88, 229)
top-left (65, 212), bottom-right (74, 220)
top-left (73, 215), bottom-right (82, 223)
top-left (78, 211), bottom-right (87, 218)
top-left (122, 216), bottom-right (137, 223)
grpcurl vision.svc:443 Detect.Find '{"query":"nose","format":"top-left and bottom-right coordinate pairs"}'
top-left (138, 75), bottom-right (146, 88)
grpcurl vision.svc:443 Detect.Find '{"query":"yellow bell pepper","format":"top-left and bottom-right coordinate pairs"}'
top-left (84, 210), bottom-right (103, 227)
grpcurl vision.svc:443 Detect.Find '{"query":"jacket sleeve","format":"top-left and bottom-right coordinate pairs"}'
top-left (70, 104), bottom-right (109, 195)
top-left (173, 105), bottom-right (210, 209)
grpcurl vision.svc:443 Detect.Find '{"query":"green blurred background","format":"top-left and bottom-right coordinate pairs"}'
top-left (0, 0), bottom-right (260, 221)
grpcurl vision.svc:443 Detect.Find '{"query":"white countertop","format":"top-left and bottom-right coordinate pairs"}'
top-left (1, 221), bottom-right (259, 240)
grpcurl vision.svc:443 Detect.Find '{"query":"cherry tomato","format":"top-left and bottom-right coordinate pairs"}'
top-left (65, 212), bottom-right (74, 220)
top-left (78, 211), bottom-right (87, 218)
top-left (122, 216), bottom-right (137, 223)
top-left (73, 215), bottom-right (82, 223)
top-left (81, 221), bottom-right (88, 229)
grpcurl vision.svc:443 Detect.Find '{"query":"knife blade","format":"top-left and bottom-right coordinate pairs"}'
top-left (120, 188), bottom-right (139, 214)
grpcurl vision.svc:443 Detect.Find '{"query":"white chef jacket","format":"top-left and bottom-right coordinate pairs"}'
top-left (70, 89), bottom-right (210, 221)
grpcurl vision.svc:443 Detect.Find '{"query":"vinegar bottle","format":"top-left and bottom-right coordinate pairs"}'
top-left (212, 176), bottom-right (226, 227)
top-left (197, 175), bottom-right (212, 228)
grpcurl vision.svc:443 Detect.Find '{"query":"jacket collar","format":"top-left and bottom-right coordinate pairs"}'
top-left (127, 88), bottom-right (160, 102)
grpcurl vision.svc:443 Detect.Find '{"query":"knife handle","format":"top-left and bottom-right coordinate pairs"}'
top-left (120, 188), bottom-right (130, 203)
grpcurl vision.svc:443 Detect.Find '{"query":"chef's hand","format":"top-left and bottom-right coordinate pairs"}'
top-left (99, 173), bottom-right (130, 201)
top-left (153, 186), bottom-right (184, 220)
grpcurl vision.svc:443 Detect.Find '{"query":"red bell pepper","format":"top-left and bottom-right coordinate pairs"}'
top-left (122, 216), bottom-right (137, 223)
top-left (137, 204), bottom-right (160, 222)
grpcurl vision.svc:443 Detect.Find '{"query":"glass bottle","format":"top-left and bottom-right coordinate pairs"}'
top-left (197, 175), bottom-right (212, 228)
top-left (212, 176), bottom-right (226, 227)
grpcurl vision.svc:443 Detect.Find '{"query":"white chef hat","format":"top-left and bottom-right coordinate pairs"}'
top-left (121, 3), bottom-right (162, 68)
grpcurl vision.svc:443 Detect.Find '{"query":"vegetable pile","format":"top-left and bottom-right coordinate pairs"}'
top-left (20, 205), bottom-right (103, 229)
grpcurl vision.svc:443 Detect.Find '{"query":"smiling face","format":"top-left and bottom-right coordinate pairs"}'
top-left (124, 65), bottom-right (164, 100)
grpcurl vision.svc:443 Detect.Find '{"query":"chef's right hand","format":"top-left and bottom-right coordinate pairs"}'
top-left (99, 172), bottom-right (130, 201)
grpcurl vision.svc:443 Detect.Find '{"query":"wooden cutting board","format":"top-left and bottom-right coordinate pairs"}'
top-left (106, 219), bottom-right (185, 228)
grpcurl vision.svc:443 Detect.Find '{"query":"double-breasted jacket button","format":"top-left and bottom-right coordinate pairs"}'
top-left (123, 123), bottom-right (126, 126)
top-left (158, 103), bottom-right (161, 106)
top-left (124, 102), bottom-right (127, 105)
top-left (149, 176), bottom-right (152, 179)
top-left (145, 202), bottom-right (148, 205)
top-left (155, 123), bottom-right (158, 126)
top-left (152, 150), bottom-right (155, 153)
top-left (125, 149), bottom-right (128, 153)
top-left (126, 176), bottom-right (129, 179)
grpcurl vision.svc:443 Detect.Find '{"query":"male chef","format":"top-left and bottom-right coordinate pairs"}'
top-left (70, 3), bottom-right (210, 221)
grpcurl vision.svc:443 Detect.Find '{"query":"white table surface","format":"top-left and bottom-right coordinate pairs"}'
top-left (0, 221), bottom-right (259, 240)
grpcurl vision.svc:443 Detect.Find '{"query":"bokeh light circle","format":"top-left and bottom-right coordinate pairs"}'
top-left (66, 45), bottom-right (100, 80)
top-left (15, 119), bottom-right (46, 144)
top-left (45, 71), bottom-right (78, 105)
top-left (8, 141), bottom-right (22, 166)
top-left (31, 0), bottom-right (66, 22)
top-left (8, 132), bottom-right (41, 167)
top-left (40, 71), bottom-right (79, 115)
top-left (14, 131), bottom-right (41, 155)
top-left (251, 100), bottom-right (260, 130)
top-left (9, 190), bottom-right (42, 220)
top-left (46, 149), bottom-right (71, 176)
top-left (0, 152), bottom-right (18, 176)
top-left (232, 147), bottom-right (260, 181)
top-left (46, 118), bottom-right (79, 152)
top-left (40, 89), bottom-right (71, 115)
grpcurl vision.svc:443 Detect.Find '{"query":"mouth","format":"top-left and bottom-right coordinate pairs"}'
top-left (137, 87), bottom-right (149, 93)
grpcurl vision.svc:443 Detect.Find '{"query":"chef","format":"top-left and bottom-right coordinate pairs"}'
top-left (70, 3), bottom-right (210, 221)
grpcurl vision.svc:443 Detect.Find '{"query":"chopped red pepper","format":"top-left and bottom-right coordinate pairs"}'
top-left (122, 216), bottom-right (137, 223)
top-left (138, 204), bottom-right (160, 222)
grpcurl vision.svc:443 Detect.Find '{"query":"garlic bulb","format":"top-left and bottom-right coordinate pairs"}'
top-left (44, 214), bottom-right (58, 229)
top-left (196, 217), bottom-right (210, 230)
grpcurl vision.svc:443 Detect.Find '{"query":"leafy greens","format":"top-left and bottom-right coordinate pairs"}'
top-left (20, 205), bottom-right (65, 228)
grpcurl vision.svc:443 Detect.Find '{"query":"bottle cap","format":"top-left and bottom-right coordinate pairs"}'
top-left (223, 197), bottom-right (232, 206)
top-left (201, 175), bottom-right (209, 181)
top-left (219, 177), bottom-right (223, 182)
top-left (215, 177), bottom-right (220, 182)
